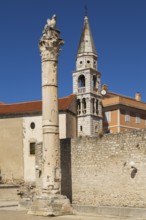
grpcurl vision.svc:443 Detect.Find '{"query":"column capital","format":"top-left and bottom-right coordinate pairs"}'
top-left (39, 16), bottom-right (64, 61)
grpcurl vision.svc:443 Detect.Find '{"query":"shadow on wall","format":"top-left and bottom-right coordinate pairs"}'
top-left (60, 138), bottom-right (72, 203)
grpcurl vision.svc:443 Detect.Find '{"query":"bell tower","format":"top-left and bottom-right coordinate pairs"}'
top-left (73, 16), bottom-right (102, 136)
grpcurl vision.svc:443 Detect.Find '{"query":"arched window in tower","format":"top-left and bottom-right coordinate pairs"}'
top-left (78, 75), bottom-right (86, 93)
top-left (82, 98), bottom-right (86, 114)
top-left (77, 99), bottom-right (81, 115)
top-left (92, 98), bottom-right (95, 114)
top-left (92, 75), bottom-right (97, 91)
top-left (96, 99), bottom-right (99, 114)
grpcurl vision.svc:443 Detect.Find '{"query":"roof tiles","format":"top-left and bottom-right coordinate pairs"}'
top-left (0, 94), bottom-right (76, 115)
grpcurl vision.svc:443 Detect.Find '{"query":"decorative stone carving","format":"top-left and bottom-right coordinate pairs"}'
top-left (39, 16), bottom-right (64, 61)
top-left (47, 14), bottom-right (56, 28)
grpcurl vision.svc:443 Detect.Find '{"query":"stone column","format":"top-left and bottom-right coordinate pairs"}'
top-left (28, 15), bottom-right (72, 216)
top-left (39, 18), bottom-right (63, 193)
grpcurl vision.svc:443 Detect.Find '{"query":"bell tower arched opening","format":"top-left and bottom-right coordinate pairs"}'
top-left (78, 75), bottom-right (86, 93)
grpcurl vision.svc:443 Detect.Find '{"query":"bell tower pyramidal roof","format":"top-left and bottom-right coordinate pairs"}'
top-left (77, 16), bottom-right (97, 56)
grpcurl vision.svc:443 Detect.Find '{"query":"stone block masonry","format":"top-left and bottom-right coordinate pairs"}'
top-left (69, 129), bottom-right (146, 208)
top-left (60, 139), bottom-right (72, 203)
top-left (35, 129), bottom-right (146, 209)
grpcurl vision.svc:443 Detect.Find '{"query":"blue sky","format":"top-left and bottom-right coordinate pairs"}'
top-left (0, 0), bottom-right (146, 103)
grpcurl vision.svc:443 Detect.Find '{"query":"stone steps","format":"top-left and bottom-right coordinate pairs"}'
top-left (73, 205), bottom-right (146, 219)
top-left (0, 200), bottom-right (18, 209)
top-left (0, 184), bottom-right (20, 209)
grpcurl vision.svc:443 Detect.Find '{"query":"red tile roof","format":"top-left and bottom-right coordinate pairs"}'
top-left (59, 94), bottom-right (76, 110)
top-left (102, 92), bottom-right (146, 110)
top-left (0, 94), bottom-right (76, 115)
top-left (103, 91), bottom-right (143, 102)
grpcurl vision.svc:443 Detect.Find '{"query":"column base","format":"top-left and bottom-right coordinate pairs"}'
top-left (28, 193), bottom-right (73, 216)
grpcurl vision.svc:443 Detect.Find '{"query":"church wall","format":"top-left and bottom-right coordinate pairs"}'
top-left (69, 129), bottom-right (146, 207)
top-left (23, 116), bottom-right (42, 182)
top-left (22, 112), bottom-right (75, 183)
top-left (59, 113), bottom-right (66, 139)
top-left (0, 118), bottom-right (24, 182)
top-left (22, 112), bottom-right (72, 182)
top-left (66, 112), bottom-right (77, 138)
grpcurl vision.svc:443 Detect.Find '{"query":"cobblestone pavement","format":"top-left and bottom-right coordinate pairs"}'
top-left (0, 211), bottom-right (145, 220)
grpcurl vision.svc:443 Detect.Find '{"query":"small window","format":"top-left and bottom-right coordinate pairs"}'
top-left (80, 61), bottom-right (82, 64)
top-left (30, 142), bottom-right (35, 155)
top-left (136, 113), bottom-right (141, 124)
top-left (80, 126), bottom-right (82, 131)
top-left (87, 60), bottom-right (90, 63)
top-left (30, 122), bottom-right (35, 129)
top-left (125, 111), bottom-right (130, 122)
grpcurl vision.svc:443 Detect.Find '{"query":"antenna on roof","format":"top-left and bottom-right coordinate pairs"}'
top-left (84, 4), bottom-right (88, 16)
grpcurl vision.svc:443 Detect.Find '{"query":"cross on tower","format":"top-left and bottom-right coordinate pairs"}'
top-left (85, 4), bottom-right (88, 16)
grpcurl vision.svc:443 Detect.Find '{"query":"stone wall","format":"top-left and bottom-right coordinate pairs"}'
top-left (23, 116), bottom-right (42, 182)
top-left (61, 129), bottom-right (146, 208)
top-left (0, 118), bottom-right (24, 182)
top-left (60, 138), bottom-right (72, 202)
top-left (66, 112), bottom-right (77, 139)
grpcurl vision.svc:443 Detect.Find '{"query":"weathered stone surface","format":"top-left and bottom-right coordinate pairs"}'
top-left (28, 194), bottom-right (72, 216)
top-left (61, 129), bottom-right (146, 208)
top-left (39, 15), bottom-right (64, 192)
top-left (60, 138), bottom-right (72, 202)
top-left (28, 15), bottom-right (72, 216)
